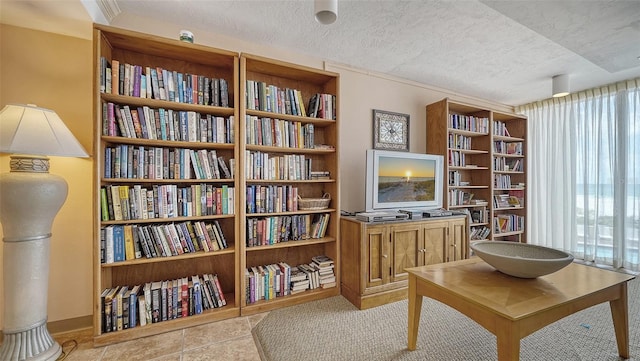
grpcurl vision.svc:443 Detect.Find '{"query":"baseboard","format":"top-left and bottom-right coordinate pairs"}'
top-left (0, 315), bottom-right (93, 343)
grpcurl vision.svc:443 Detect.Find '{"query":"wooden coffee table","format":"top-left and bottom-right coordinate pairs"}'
top-left (407, 258), bottom-right (635, 361)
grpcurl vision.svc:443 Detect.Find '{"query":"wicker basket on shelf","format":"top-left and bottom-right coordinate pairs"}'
top-left (298, 193), bottom-right (331, 210)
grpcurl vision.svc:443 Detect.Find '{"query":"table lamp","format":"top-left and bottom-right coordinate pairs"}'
top-left (0, 104), bottom-right (88, 361)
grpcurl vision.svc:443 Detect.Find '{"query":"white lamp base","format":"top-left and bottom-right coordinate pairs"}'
top-left (0, 156), bottom-right (66, 361)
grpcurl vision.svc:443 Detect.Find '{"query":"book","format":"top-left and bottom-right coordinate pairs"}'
top-left (192, 275), bottom-right (203, 314)
top-left (150, 281), bottom-right (162, 323)
top-left (123, 225), bottom-right (136, 260)
top-left (101, 287), bottom-right (118, 333)
top-left (138, 294), bottom-right (147, 327)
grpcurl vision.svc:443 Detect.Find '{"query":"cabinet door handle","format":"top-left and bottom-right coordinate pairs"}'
top-left (382, 254), bottom-right (388, 258)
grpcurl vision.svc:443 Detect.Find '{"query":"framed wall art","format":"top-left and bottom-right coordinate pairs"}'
top-left (372, 109), bottom-right (410, 151)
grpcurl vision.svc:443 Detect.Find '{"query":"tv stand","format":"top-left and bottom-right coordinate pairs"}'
top-left (340, 215), bottom-right (467, 309)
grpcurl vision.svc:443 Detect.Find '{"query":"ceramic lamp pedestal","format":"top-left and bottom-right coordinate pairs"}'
top-left (0, 156), bottom-right (65, 361)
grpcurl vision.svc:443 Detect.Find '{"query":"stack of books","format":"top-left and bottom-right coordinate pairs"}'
top-left (311, 255), bottom-right (336, 289)
top-left (289, 266), bottom-right (311, 294)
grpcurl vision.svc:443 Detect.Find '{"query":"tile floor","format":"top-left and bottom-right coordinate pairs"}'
top-left (53, 313), bottom-right (268, 361)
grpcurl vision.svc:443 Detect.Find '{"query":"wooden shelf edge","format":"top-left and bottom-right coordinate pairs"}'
top-left (100, 93), bottom-right (235, 115)
top-left (493, 230), bottom-right (524, 237)
top-left (101, 247), bottom-right (236, 268)
top-left (245, 236), bottom-right (336, 251)
top-left (240, 287), bottom-right (339, 316)
top-left (101, 135), bottom-right (236, 149)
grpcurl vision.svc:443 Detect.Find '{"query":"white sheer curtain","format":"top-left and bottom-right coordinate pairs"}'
top-left (516, 78), bottom-right (639, 272)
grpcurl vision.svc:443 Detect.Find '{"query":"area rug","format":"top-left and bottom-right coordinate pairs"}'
top-left (253, 277), bottom-right (639, 361)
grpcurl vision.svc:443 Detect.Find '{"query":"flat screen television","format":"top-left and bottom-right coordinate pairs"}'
top-left (365, 149), bottom-right (444, 212)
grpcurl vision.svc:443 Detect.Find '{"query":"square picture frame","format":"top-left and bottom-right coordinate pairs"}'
top-left (372, 109), bottom-right (410, 151)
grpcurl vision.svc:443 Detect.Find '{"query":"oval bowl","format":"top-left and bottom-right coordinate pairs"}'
top-left (470, 241), bottom-right (574, 278)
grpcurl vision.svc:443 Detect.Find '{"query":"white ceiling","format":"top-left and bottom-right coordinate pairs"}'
top-left (2, 0), bottom-right (640, 106)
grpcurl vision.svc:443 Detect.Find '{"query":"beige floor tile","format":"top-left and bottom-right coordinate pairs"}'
top-left (247, 312), bottom-right (269, 329)
top-left (183, 318), bottom-right (251, 351)
top-left (101, 329), bottom-right (184, 361)
top-left (147, 353), bottom-right (183, 361)
top-left (182, 335), bottom-right (261, 361)
top-left (61, 341), bottom-right (106, 361)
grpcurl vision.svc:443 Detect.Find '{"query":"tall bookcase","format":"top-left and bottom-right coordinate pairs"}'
top-left (92, 25), bottom-right (240, 346)
top-left (239, 54), bottom-right (341, 314)
top-left (426, 98), bottom-right (527, 243)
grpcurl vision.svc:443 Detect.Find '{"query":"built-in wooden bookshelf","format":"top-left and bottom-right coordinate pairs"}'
top-left (92, 25), bottom-right (240, 346)
top-left (491, 111), bottom-right (526, 242)
top-left (426, 98), bottom-right (527, 243)
top-left (239, 54), bottom-right (340, 315)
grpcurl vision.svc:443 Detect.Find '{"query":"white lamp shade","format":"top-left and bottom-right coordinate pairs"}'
top-left (315, 0), bottom-right (338, 25)
top-left (552, 74), bottom-right (570, 98)
top-left (0, 104), bottom-right (88, 157)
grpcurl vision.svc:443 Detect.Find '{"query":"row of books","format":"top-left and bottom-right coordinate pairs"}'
top-left (246, 213), bottom-right (330, 247)
top-left (470, 226), bottom-right (491, 241)
top-left (100, 220), bottom-right (228, 264)
top-left (99, 57), bottom-right (230, 107)
top-left (493, 214), bottom-right (525, 233)
top-left (307, 93), bottom-right (336, 120)
top-left (470, 208), bottom-right (489, 224)
top-left (102, 102), bottom-right (234, 143)
top-left (105, 145), bottom-right (233, 180)
top-left (448, 133), bottom-right (473, 150)
top-left (244, 256), bottom-right (336, 304)
top-left (100, 184), bottom-right (235, 221)
top-left (448, 113), bottom-right (489, 133)
top-left (494, 194), bottom-right (523, 209)
top-left (245, 150), bottom-right (312, 181)
top-left (494, 174), bottom-right (514, 189)
top-left (449, 149), bottom-right (471, 167)
top-left (448, 189), bottom-right (475, 206)
top-left (493, 140), bottom-right (523, 155)
top-left (100, 273), bottom-right (226, 333)
top-left (245, 115), bottom-right (315, 149)
top-left (493, 157), bottom-right (523, 172)
top-left (246, 80), bottom-right (307, 116)
top-left (246, 184), bottom-right (298, 214)
top-left (493, 120), bottom-right (512, 137)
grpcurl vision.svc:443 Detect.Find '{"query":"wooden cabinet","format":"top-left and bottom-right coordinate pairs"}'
top-left (239, 54), bottom-right (341, 315)
top-left (426, 98), bottom-right (527, 243)
top-left (340, 216), bottom-right (466, 310)
top-left (92, 25), bottom-right (241, 346)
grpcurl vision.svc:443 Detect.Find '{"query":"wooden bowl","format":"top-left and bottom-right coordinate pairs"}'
top-left (470, 241), bottom-right (574, 278)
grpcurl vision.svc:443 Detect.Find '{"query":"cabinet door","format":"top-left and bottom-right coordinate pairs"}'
top-left (364, 226), bottom-right (389, 288)
top-left (422, 221), bottom-right (448, 265)
top-left (390, 223), bottom-right (423, 282)
top-left (448, 218), bottom-right (467, 261)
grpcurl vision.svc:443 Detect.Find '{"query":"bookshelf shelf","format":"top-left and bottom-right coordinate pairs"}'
top-left (93, 25), bottom-right (241, 345)
top-left (102, 136), bottom-right (236, 149)
top-left (100, 247), bottom-right (236, 268)
top-left (427, 98), bottom-right (527, 243)
top-left (245, 237), bottom-right (336, 251)
top-left (241, 287), bottom-right (335, 315)
top-left (245, 144), bottom-right (336, 155)
top-left (493, 230), bottom-right (525, 237)
top-left (100, 93), bottom-right (235, 115)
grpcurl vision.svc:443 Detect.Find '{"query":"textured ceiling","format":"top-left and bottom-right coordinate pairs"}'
top-left (2, 0), bottom-right (640, 106)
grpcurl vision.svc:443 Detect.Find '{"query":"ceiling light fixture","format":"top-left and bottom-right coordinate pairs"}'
top-left (315, 0), bottom-right (338, 25)
top-left (552, 74), bottom-right (570, 98)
